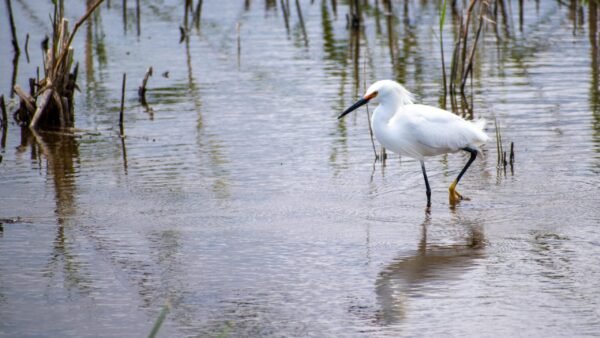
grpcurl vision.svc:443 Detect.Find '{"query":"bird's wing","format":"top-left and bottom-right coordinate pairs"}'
top-left (401, 105), bottom-right (481, 153)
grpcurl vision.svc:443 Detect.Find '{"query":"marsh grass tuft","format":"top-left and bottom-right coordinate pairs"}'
top-left (444, 0), bottom-right (510, 115)
top-left (494, 117), bottom-right (514, 173)
top-left (494, 117), bottom-right (503, 167)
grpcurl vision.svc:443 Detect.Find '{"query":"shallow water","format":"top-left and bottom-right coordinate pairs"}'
top-left (1, 1), bottom-right (600, 337)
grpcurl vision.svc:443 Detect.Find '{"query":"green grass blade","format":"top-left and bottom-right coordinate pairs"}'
top-left (148, 302), bottom-right (170, 338)
top-left (439, 0), bottom-right (448, 32)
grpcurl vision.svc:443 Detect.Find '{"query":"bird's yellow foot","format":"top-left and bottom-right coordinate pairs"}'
top-left (449, 189), bottom-right (463, 204)
top-left (449, 181), bottom-right (469, 205)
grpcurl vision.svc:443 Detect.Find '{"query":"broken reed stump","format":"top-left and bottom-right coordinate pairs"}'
top-left (11, 0), bottom-right (104, 130)
top-left (0, 95), bottom-right (7, 127)
top-left (24, 33), bottom-right (30, 63)
top-left (1, 95), bottom-right (8, 148)
top-left (138, 66), bottom-right (153, 106)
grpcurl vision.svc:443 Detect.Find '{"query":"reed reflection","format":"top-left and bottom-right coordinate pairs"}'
top-left (21, 129), bottom-right (93, 294)
top-left (589, 0), bottom-right (600, 162)
top-left (183, 32), bottom-right (230, 200)
top-left (375, 211), bottom-right (485, 325)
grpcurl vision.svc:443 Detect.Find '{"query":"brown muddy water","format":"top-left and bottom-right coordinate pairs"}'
top-left (1, 1), bottom-right (600, 337)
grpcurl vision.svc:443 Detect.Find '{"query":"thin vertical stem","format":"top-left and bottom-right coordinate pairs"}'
top-left (494, 117), bottom-right (504, 168)
top-left (119, 73), bottom-right (126, 136)
top-left (136, 0), bottom-right (140, 36)
top-left (193, 0), bottom-right (203, 29)
top-left (460, 3), bottom-right (484, 94)
top-left (439, 0), bottom-right (448, 106)
top-left (363, 47), bottom-right (377, 159)
top-left (5, 0), bottom-right (21, 55)
top-left (183, 0), bottom-right (191, 29)
top-left (237, 22), bottom-right (241, 68)
top-left (123, 0), bottom-right (127, 33)
top-left (1, 95), bottom-right (7, 149)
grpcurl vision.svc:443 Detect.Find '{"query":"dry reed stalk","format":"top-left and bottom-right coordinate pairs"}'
top-left (13, 85), bottom-right (35, 114)
top-left (446, 0), bottom-right (490, 112)
top-left (460, 1), bottom-right (478, 62)
top-left (449, 19), bottom-right (462, 111)
top-left (460, 3), bottom-right (485, 94)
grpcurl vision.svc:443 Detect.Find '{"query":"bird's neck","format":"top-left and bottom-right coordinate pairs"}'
top-left (371, 106), bottom-right (394, 139)
top-left (372, 102), bottom-right (399, 125)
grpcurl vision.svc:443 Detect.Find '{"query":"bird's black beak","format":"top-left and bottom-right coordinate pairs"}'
top-left (338, 93), bottom-right (376, 119)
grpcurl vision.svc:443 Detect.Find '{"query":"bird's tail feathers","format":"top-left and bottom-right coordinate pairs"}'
top-left (471, 118), bottom-right (489, 158)
top-left (473, 118), bottom-right (486, 131)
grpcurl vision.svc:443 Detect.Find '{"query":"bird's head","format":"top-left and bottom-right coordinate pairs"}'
top-left (338, 80), bottom-right (414, 119)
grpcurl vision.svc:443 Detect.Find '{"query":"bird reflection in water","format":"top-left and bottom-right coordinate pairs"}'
top-left (375, 211), bottom-right (485, 325)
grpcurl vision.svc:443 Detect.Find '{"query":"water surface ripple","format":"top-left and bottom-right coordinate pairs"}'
top-left (1, 1), bottom-right (599, 337)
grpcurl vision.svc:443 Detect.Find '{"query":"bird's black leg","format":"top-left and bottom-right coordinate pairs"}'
top-left (449, 147), bottom-right (478, 204)
top-left (420, 160), bottom-right (431, 207)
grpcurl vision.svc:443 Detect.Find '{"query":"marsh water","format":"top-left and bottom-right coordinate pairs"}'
top-left (1, 1), bottom-right (600, 336)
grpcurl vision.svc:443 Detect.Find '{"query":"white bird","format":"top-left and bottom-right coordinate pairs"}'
top-left (338, 80), bottom-right (489, 206)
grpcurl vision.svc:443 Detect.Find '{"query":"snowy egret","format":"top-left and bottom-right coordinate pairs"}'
top-left (338, 80), bottom-right (489, 206)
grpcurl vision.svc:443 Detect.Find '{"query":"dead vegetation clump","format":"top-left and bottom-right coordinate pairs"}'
top-left (13, 0), bottom-right (104, 130)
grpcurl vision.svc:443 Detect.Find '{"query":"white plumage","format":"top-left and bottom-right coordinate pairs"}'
top-left (339, 80), bottom-right (489, 207)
